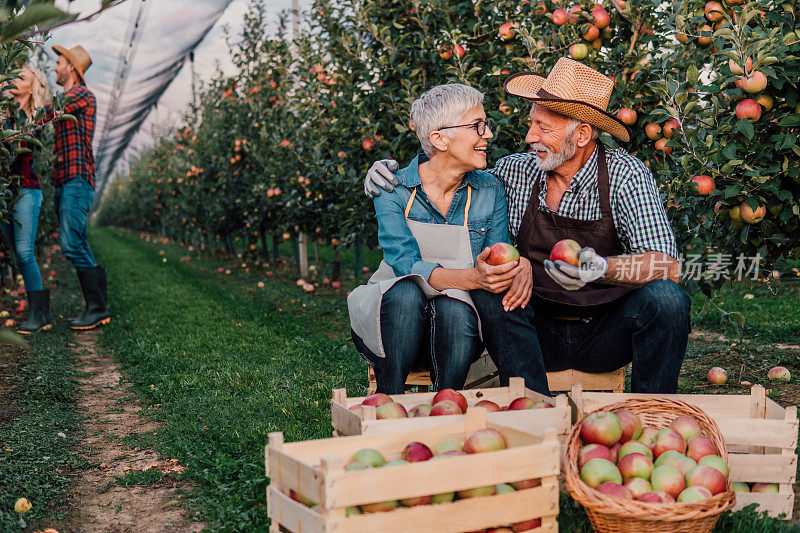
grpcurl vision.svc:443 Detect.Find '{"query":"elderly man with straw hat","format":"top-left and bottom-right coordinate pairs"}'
top-left (364, 58), bottom-right (690, 394)
top-left (45, 45), bottom-right (110, 330)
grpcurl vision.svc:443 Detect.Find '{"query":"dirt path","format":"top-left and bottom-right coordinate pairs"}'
top-left (58, 330), bottom-right (204, 532)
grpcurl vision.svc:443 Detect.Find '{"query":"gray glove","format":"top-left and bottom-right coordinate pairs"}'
top-left (544, 247), bottom-right (608, 291)
top-left (364, 159), bottom-right (400, 198)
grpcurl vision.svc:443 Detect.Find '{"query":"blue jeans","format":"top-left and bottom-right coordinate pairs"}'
top-left (352, 279), bottom-right (481, 394)
top-left (0, 188), bottom-right (43, 291)
top-left (470, 280), bottom-right (691, 394)
top-left (53, 178), bottom-right (96, 270)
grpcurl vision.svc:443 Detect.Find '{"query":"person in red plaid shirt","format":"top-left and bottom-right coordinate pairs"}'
top-left (46, 45), bottom-right (110, 330)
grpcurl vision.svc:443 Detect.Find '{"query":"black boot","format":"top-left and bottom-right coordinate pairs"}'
top-left (16, 289), bottom-right (52, 334)
top-left (68, 266), bottom-right (110, 330)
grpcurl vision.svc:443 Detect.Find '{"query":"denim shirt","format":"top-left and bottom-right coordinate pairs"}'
top-left (372, 154), bottom-right (510, 282)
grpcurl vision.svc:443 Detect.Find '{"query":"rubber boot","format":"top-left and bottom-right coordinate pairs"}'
top-left (16, 289), bottom-right (52, 334)
top-left (68, 266), bottom-right (110, 330)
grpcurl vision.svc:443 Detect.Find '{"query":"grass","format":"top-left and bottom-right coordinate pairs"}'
top-left (68, 227), bottom-right (800, 531)
top-left (0, 255), bottom-right (84, 531)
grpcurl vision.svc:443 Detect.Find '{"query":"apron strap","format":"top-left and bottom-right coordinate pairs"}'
top-left (404, 184), bottom-right (473, 227)
top-left (596, 142), bottom-right (613, 219)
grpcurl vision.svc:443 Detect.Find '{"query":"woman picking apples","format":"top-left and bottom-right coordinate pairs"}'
top-left (349, 83), bottom-right (548, 394)
top-left (364, 59), bottom-right (690, 393)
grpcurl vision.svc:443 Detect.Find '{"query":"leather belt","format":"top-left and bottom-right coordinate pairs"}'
top-left (551, 315), bottom-right (582, 321)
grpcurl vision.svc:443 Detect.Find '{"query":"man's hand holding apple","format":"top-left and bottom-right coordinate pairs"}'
top-left (544, 246), bottom-right (608, 291)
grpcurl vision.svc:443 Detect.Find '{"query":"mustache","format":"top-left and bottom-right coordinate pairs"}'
top-left (529, 144), bottom-right (551, 154)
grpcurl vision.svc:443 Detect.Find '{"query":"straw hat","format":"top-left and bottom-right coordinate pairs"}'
top-left (52, 45), bottom-right (92, 84)
top-left (504, 57), bottom-right (630, 142)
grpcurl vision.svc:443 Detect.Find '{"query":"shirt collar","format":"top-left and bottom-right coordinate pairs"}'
top-left (398, 153), bottom-right (483, 190)
top-left (568, 145), bottom-right (599, 193)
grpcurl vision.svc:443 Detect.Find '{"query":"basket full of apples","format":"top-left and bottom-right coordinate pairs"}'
top-left (564, 398), bottom-right (735, 533)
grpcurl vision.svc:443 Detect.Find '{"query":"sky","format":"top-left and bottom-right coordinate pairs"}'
top-left (48, 0), bottom-right (309, 197)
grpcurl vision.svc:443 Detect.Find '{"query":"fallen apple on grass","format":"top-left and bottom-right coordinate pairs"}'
top-left (707, 367), bottom-right (728, 384)
top-left (767, 366), bottom-right (791, 382)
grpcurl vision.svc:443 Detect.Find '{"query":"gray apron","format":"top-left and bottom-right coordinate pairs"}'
top-left (348, 186), bottom-right (481, 358)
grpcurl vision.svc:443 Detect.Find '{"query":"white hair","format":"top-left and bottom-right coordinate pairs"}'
top-left (410, 83), bottom-right (484, 156)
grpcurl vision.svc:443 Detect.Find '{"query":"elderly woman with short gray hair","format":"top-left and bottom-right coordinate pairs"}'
top-left (348, 83), bottom-right (538, 394)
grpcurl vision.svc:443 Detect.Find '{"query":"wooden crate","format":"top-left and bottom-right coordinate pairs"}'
top-left (569, 383), bottom-right (798, 519)
top-left (547, 366), bottom-right (627, 393)
top-left (266, 408), bottom-right (560, 532)
top-left (332, 377), bottom-right (571, 444)
top-left (366, 352), bottom-right (499, 395)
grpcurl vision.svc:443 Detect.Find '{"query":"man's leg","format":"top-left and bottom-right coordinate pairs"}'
top-left (571, 279), bottom-right (691, 393)
top-left (352, 279), bottom-right (429, 395)
top-left (469, 289), bottom-right (550, 395)
top-left (429, 296), bottom-right (480, 390)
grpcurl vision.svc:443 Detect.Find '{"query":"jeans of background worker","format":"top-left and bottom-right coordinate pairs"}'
top-left (53, 177), bottom-right (110, 330)
top-left (0, 188), bottom-right (43, 291)
top-left (471, 279), bottom-right (691, 394)
top-left (352, 279), bottom-right (481, 394)
top-left (468, 289), bottom-right (551, 396)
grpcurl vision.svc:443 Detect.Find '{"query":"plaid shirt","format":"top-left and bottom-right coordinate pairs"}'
top-left (491, 145), bottom-right (678, 258)
top-left (45, 83), bottom-right (96, 188)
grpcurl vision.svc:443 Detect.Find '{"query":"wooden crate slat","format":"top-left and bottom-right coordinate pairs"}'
top-left (268, 486), bottom-right (325, 533)
top-left (326, 442), bottom-right (559, 508)
top-left (330, 483), bottom-right (558, 533)
top-left (268, 447), bottom-right (325, 505)
top-left (733, 492), bottom-right (794, 519)
top-left (715, 417), bottom-right (798, 449)
top-left (576, 392), bottom-right (752, 418)
top-left (728, 453), bottom-right (797, 483)
top-left (547, 367), bottom-right (625, 392)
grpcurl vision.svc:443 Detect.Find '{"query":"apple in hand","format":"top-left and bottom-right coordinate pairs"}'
top-left (550, 239), bottom-right (582, 267)
top-left (486, 242), bottom-right (520, 266)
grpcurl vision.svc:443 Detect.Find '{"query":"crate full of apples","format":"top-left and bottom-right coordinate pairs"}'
top-left (331, 377), bottom-right (570, 443)
top-left (570, 384), bottom-right (798, 518)
top-left (267, 408), bottom-right (559, 533)
top-left (564, 398), bottom-right (735, 532)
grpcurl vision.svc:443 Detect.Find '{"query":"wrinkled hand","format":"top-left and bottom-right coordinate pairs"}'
top-left (544, 247), bottom-right (607, 291)
top-left (473, 248), bottom-right (522, 293)
top-left (502, 256), bottom-right (532, 311)
top-left (364, 159), bottom-right (399, 198)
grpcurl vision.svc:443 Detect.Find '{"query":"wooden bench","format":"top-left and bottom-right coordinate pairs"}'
top-left (367, 353), bottom-right (627, 394)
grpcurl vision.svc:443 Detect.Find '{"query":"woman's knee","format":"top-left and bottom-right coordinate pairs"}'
top-left (382, 279), bottom-right (426, 313)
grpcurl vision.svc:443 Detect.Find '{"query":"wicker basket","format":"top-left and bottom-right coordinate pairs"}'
top-left (564, 398), bottom-right (736, 532)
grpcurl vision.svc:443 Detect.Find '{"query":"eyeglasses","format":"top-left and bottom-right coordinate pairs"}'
top-left (438, 118), bottom-right (493, 136)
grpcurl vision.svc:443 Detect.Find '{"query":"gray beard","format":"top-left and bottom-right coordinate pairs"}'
top-left (530, 133), bottom-right (578, 172)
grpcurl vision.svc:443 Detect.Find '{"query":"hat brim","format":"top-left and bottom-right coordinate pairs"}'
top-left (52, 45), bottom-right (86, 84)
top-left (503, 71), bottom-right (631, 143)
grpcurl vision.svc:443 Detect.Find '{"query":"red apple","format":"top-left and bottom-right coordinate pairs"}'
top-left (740, 71), bottom-right (768, 93)
top-left (618, 441), bottom-right (653, 462)
top-left (510, 478), bottom-right (541, 490)
top-left (654, 450), bottom-right (697, 476)
top-left (653, 429), bottom-right (686, 458)
top-left (691, 175), bottom-right (715, 195)
top-left (654, 138), bottom-right (672, 154)
top-left (698, 455), bottom-right (729, 478)
top-left (618, 453), bottom-right (653, 482)
top-left (616, 108), bottom-right (637, 125)
top-left (751, 483), bottom-right (779, 493)
top-left (508, 396), bottom-right (536, 410)
top-left (550, 238), bottom-right (582, 267)
top-left (650, 465), bottom-right (686, 499)
top-left (464, 428), bottom-right (507, 453)
top-left (362, 393), bottom-right (393, 407)
top-left (475, 400), bottom-right (501, 412)
top-left (637, 427), bottom-right (659, 448)
top-left (433, 389), bottom-right (468, 413)
top-left (729, 57), bottom-right (752, 76)
top-left (592, 7), bottom-right (610, 28)
top-left (670, 416), bottom-right (703, 443)
top-left (581, 411), bottom-right (623, 447)
top-left (552, 8), bottom-right (568, 25)
top-left (697, 24), bottom-right (713, 45)
top-left (498, 22), bottom-right (517, 40)
top-left (736, 99), bottom-right (762, 122)
top-left (452, 44), bottom-right (466, 58)
top-left (362, 138), bottom-right (375, 151)
top-left (579, 444), bottom-right (613, 468)
top-left (432, 439), bottom-right (462, 456)
top-left (662, 118), bottom-right (680, 138)
top-left (645, 122), bottom-right (662, 140)
top-left (638, 491), bottom-right (674, 503)
top-left (402, 442), bottom-right (433, 462)
top-left (596, 481), bottom-right (633, 499)
top-left (615, 409), bottom-right (643, 443)
top-left (740, 202), bottom-right (766, 224)
top-left (429, 400), bottom-right (463, 416)
top-left (580, 459), bottom-right (623, 488)
top-left (686, 465), bottom-right (727, 495)
top-left (409, 404), bottom-right (433, 417)
top-left (376, 402), bottom-right (408, 419)
top-left (768, 366), bottom-right (791, 382)
top-left (707, 367), bottom-right (727, 384)
top-left (511, 518), bottom-right (542, 532)
top-left (686, 435), bottom-right (718, 463)
top-left (704, 1), bottom-right (725, 21)
top-left (438, 45), bottom-right (452, 60)
top-left (486, 242), bottom-right (520, 266)
top-left (582, 23), bottom-right (600, 41)
top-left (609, 443), bottom-right (621, 463)
top-left (624, 478), bottom-right (652, 499)
top-left (678, 486), bottom-right (713, 502)
top-left (532, 401), bottom-right (554, 409)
